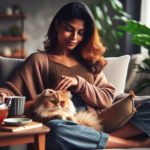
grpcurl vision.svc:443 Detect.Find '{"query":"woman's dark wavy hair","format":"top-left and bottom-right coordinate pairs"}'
top-left (43, 2), bottom-right (107, 74)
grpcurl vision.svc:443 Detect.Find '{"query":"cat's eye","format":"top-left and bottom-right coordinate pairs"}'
top-left (50, 100), bottom-right (55, 104)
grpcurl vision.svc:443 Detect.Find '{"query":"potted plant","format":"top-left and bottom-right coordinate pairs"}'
top-left (12, 4), bottom-right (21, 14)
top-left (9, 25), bottom-right (21, 37)
top-left (118, 20), bottom-right (150, 94)
top-left (89, 0), bottom-right (131, 57)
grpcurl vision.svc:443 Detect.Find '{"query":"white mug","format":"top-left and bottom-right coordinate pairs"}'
top-left (5, 7), bottom-right (13, 15)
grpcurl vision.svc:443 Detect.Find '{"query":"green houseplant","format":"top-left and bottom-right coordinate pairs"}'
top-left (12, 4), bottom-right (21, 14)
top-left (118, 20), bottom-right (150, 94)
top-left (89, 0), bottom-right (131, 57)
top-left (9, 25), bottom-right (21, 37)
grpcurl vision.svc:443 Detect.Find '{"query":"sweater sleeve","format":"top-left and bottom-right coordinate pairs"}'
top-left (0, 52), bottom-right (49, 101)
top-left (70, 71), bottom-right (116, 109)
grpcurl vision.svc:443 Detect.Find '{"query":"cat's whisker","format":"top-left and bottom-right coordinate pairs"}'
top-left (56, 106), bottom-right (59, 109)
top-left (62, 116), bottom-right (66, 120)
top-left (35, 107), bottom-right (76, 116)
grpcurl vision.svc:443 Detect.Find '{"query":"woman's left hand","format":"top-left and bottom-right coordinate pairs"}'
top-left (53, 75), bottom-right (78, 91)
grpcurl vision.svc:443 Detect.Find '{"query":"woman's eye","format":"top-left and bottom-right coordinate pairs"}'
top-left (60, 101), bottom-right (64, 103)
top-left (65, 27), bottom-right (72, 31)
top-left (78, 31), bottom-right (85, 36)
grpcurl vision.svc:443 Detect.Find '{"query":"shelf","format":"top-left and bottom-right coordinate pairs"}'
top-left (0, 37), bottom-right (28, 41)
top-left (0, 55), bottom-right (27, 59)
top-left (0, 14), bottom-right (27, 19)
top-left (0, 13), bottom-right (27, 59)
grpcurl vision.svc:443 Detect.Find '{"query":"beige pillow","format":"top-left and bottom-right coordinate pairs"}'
top-left (103, 55), bottom-right (130, 96)
top-left (98, 91), bottom-right (137, 133)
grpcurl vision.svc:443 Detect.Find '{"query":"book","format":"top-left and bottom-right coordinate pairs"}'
top-left (0, 121), bottom-right (43, 132)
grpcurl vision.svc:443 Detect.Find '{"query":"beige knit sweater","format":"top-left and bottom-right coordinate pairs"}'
top-left (0, 52), bottom-right (116, 115)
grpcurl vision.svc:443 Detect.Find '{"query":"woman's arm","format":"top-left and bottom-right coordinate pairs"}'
top-left (0, 52), bottom-right (49, 101)
top-left (0, 92), bottom-right (7, 103)
top-left (70, 71), bottom-right (116, 108)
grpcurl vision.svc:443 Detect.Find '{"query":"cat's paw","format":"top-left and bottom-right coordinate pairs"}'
top-left (66, 116), bottom-right (76, 122)
top-left (54, 114), bottom-right (66, 120)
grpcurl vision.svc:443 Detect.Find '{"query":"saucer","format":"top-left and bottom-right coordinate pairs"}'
top-left (3, 118), bottom-right (32, 126)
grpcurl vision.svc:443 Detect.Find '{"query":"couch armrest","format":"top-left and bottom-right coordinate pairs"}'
top-left (24, 101), bottom-right (34, 119)
top-left (114, 93), bottom-right (150, 107)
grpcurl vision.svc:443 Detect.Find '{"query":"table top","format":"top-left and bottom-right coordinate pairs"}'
top-left (0, 125), bottom-right (50, 138)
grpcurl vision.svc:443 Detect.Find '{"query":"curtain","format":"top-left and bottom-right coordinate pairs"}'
top-left (140, 0), bottom-right (150, 57)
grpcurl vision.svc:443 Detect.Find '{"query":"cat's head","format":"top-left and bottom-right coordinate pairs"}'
top-left (34, 89), bottom-right (75, 113)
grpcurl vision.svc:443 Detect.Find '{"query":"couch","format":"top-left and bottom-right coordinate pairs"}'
top-left (0, 55), bottom-right (149, 150)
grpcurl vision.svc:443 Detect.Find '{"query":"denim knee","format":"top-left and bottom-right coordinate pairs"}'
top-left (46, 119), bottom-right (61, 128)
top-left (46, 120), bottom-right (62, 139)
top-left (46, 119), bottom-right (78, 139)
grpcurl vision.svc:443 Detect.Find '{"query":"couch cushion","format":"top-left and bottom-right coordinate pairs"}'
top-left (0, 55), bottom-right (130, 96)
top-left (0, 56), bottom-right (24, 87)
top-left (103, 55), bottom-right (130, 96)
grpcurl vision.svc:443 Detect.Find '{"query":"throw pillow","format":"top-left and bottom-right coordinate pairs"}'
top-left (103, 55), bottom-right (130, 96)
top-left (98, 91), bottom-right (137, 133)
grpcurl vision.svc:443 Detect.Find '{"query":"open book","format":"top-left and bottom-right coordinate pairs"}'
top-left (0, 121), bottom-right (43, 132)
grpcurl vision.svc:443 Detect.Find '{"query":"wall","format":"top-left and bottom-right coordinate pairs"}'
top-left (120, 0), bottom-right (141, 55)
top-left (0, 0), bottom-right (99, 56)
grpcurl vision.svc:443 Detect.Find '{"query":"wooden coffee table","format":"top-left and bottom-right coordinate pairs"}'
top-left (0, 125), bottom-right (50, 150)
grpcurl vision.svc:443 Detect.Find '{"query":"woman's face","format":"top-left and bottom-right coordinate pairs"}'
top-left (55, 19), bottom-right (86, 50)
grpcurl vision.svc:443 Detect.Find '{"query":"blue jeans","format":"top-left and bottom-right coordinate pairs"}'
top-left (46, 120), bottom-right (109, 150)
top-left (130, 100), bottom-right (150, 137)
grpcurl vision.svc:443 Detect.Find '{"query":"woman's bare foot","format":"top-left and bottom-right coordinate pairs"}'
top-left (139, 138), bottom-right (150, 147)
top-left (124, 136), bottom-right (150, 148)
top-left (106, 135), bottom-right (150, 148)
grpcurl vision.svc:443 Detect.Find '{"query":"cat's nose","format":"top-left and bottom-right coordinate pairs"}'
top-left (57, 105), bottom-right (62, 109)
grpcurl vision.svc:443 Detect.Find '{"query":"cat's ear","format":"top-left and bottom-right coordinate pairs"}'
top-left (62, 90), bottom-right (72, 99)
top-left (44, 90), bottom-right (49, 95)
top-left (44, 89), bottom-right (55, 96)
top-left (68, 91), bottom-right (73, 99)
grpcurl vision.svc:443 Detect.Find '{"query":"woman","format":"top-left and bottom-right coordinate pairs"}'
top-left (0, 2), bottom-right (150, 149)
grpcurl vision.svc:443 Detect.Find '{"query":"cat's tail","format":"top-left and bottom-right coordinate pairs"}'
top-left (75, 111), bottom-right (103, 131)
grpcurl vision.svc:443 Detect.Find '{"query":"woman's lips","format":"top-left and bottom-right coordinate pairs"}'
top-left (67, 41), bottom-right (76, 46)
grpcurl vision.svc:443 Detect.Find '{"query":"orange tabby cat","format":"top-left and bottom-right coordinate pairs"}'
top-left (34, 89), bottom-right (103, 131)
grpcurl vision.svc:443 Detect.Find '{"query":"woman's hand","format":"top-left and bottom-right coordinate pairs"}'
top-left (0, 92), bottom-right (7, 103)
top-left (53, 75), bottom-right (78, 91)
